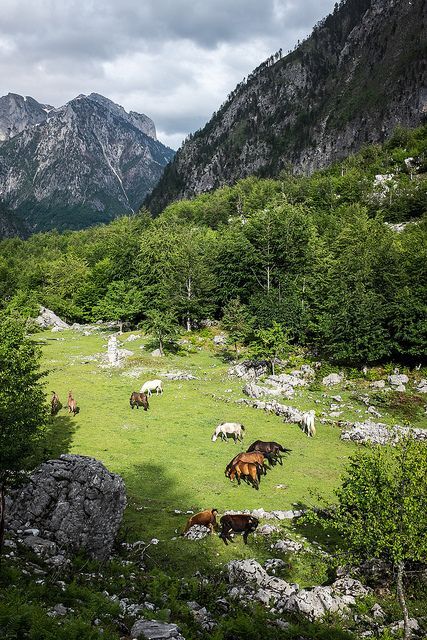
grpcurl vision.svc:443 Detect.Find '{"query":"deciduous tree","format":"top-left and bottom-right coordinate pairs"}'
top-left (0, 315), bottom-right (47, 554)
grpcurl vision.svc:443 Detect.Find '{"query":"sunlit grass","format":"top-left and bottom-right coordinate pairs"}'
top-left (38, 328), bottom-right (425, 577)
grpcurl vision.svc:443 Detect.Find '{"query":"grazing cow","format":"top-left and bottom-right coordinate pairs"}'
top-left (219, 514), bottom-right (259, 545)
top-left (228, 461), bottom-right (260, 489)
top-left (211, 422), bottom-right (245, 443)
top-left (301, 410), bottom-right (316, 437)
top-left (247, 440), bottom-right (292, 465)
top-left (130, 391), bottom-right (149, 411)
top-left (67, 391), bottom-right (77, 416)
top-left (225, 451), bottom-right (266, 477)
top-left (183, 508), bottom-right (218, 535)
top-left (140, 380), bottom-right (163, 396)
top-left (51, 391), bottom-right (61, 416)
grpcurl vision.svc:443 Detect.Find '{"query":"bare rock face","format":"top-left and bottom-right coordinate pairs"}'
top-left (0, 92), bottom-right (174, 232)
top-left (7, 454), bottom-right (126, 560)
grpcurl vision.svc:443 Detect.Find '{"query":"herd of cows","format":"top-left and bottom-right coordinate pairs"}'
top-left (50, 378), bottom-right (297, 546)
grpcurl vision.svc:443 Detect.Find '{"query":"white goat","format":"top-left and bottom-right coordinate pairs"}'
top-left (212, 422), bottom-right (245, 443)
top-left (140, 379), bottom-right (163, 396)
top-left (301, 410), bottom-right (316, 437)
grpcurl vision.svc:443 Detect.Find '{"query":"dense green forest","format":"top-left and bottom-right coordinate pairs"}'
top-left (1, 126), bottom-right (426, 365)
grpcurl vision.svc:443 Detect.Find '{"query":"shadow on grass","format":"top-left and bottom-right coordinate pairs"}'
top-left (37, 413), bottom-right (77, 463)
top-left (121, 462), bottom-right (263, 576)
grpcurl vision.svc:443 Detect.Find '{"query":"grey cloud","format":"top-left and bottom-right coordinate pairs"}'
top-left (0, 0), bottom-right (337, 148)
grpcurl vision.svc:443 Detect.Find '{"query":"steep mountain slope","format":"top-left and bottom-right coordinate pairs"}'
top-left (147, 0), bottom-right (426, 214)
top-left (0, 200), bottom-right (28, 239)
top-left (0, 93), bottom-right (54, 142)
top-left (0, 94), bottom-right (174, 232)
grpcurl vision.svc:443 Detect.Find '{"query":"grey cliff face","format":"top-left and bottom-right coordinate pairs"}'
top-left (0, 93), bottom-right (53, 142)
top-left (147, 0), bottom-right (427, 213)
top-left (0, 93), bottom-right (174, 232)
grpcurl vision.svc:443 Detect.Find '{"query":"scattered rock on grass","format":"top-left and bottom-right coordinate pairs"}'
top-left (131, 619), bottom-right (185, 640)
top-left (388, 374), bottom-right (409, 387)
top-left (183, 525), bottom-right (210, 540)
top-left (322, 373), bottom-right (344, 386)
top-left (340, 420), bottom-right (427, 445)
top-left (187, 601), bottom-right (216, 630)
top-left (273, 538), bottom-right (303, 553)
top-left (228, 361), bottom-right (268, 381)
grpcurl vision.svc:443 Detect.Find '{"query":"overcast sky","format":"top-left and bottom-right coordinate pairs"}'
top-left (0, 0), bottom-right (337, 149)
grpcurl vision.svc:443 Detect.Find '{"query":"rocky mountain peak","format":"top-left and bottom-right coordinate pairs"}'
top-left (0, 92), bottom-right (173, 232)
top-left (0, 92), bottom-right (53, 142)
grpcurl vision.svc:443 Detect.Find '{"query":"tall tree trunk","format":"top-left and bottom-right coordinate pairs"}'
top-left (0, 483), bottom-right (6, 558)
top-left (186, 276), bottom-right (192, 332)
top-left (397, 561), bottom-right (411, 640)
top-left (119, 319), bottom-right (123, 334)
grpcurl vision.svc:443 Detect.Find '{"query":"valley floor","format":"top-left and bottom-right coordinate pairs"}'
top-left (39, 327), bottom-right (427, 577)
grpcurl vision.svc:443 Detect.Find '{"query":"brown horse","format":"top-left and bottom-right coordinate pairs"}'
top-left (219, 514), bottom-right (259, 545)
top-left (130, 391), bottom-right (149, 411)
top-left (225, 451), bottom-right (266, 477)
top-left (246, 441), bottom-right (291, 465)
top-left (183, 508), bottom-right (218, 535)
top-left (51, 391), bottom-right (61, 416)
top-left (228, 461), bottom-right (260, 490)
top-left (67, 391), bottom-right (77, 416)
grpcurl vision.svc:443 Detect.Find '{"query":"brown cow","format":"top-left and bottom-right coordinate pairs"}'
top-left (130, 391), bottom-right (149, 411)
top-left (67, 391), bottom-right (77, 416)
top-left (219, 514), bottom-right (259, 545)
top-left (183, 508), bottom-right (218, 534)
top-left (228, 461), bottom-right (260, 489)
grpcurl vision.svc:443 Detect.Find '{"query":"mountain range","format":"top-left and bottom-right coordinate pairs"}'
top-left (0, 92), bottom-right (174, 233)
top-left (147, 0), bottom-right (427, 214)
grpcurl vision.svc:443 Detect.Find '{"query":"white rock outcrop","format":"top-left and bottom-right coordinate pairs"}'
top-left (34, 306), bottom-right (69, 330)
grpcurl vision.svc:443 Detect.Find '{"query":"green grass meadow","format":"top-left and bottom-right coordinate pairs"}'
top-left (38, 328), bottom-right (425, 577)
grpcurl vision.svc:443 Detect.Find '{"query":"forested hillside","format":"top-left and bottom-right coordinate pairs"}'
top-left (1, 126), bottom-right (426, 365)
top-left (147, 0), bottom-right (426, 214)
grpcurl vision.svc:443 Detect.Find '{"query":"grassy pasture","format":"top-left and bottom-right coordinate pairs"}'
top-left (38, 329), bottom-right (425, 578)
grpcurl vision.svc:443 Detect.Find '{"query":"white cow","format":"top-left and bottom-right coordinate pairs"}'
top-left (140, 379), bottom-right (163, 396)
top-left (301, 410), bottom-right (316, 437)
top-left (212, 422), bottom-right (245, 443)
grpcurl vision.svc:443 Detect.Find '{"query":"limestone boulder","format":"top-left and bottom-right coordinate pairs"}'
top-left (131, 619), bottom-right (185, 640)
top-left (183, 525), bottom-right (210, 540)
top-left (34, 306), bottom-right (69, 330)
top-left (322, 373), bottom-right (343, 386)
top-left (7, 454), bottom-right (126, 560)
top-left (228, 361), bottom-right (268, 381)
top-left (388, 373), bottom-right (409, 387)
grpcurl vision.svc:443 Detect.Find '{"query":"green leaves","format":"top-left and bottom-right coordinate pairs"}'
top-left (330, 438), bottom-right (427, 566)
top-left (249, 321), bottom-right (291, 374)
top-left (0, 315), bottom-right (48, 484)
